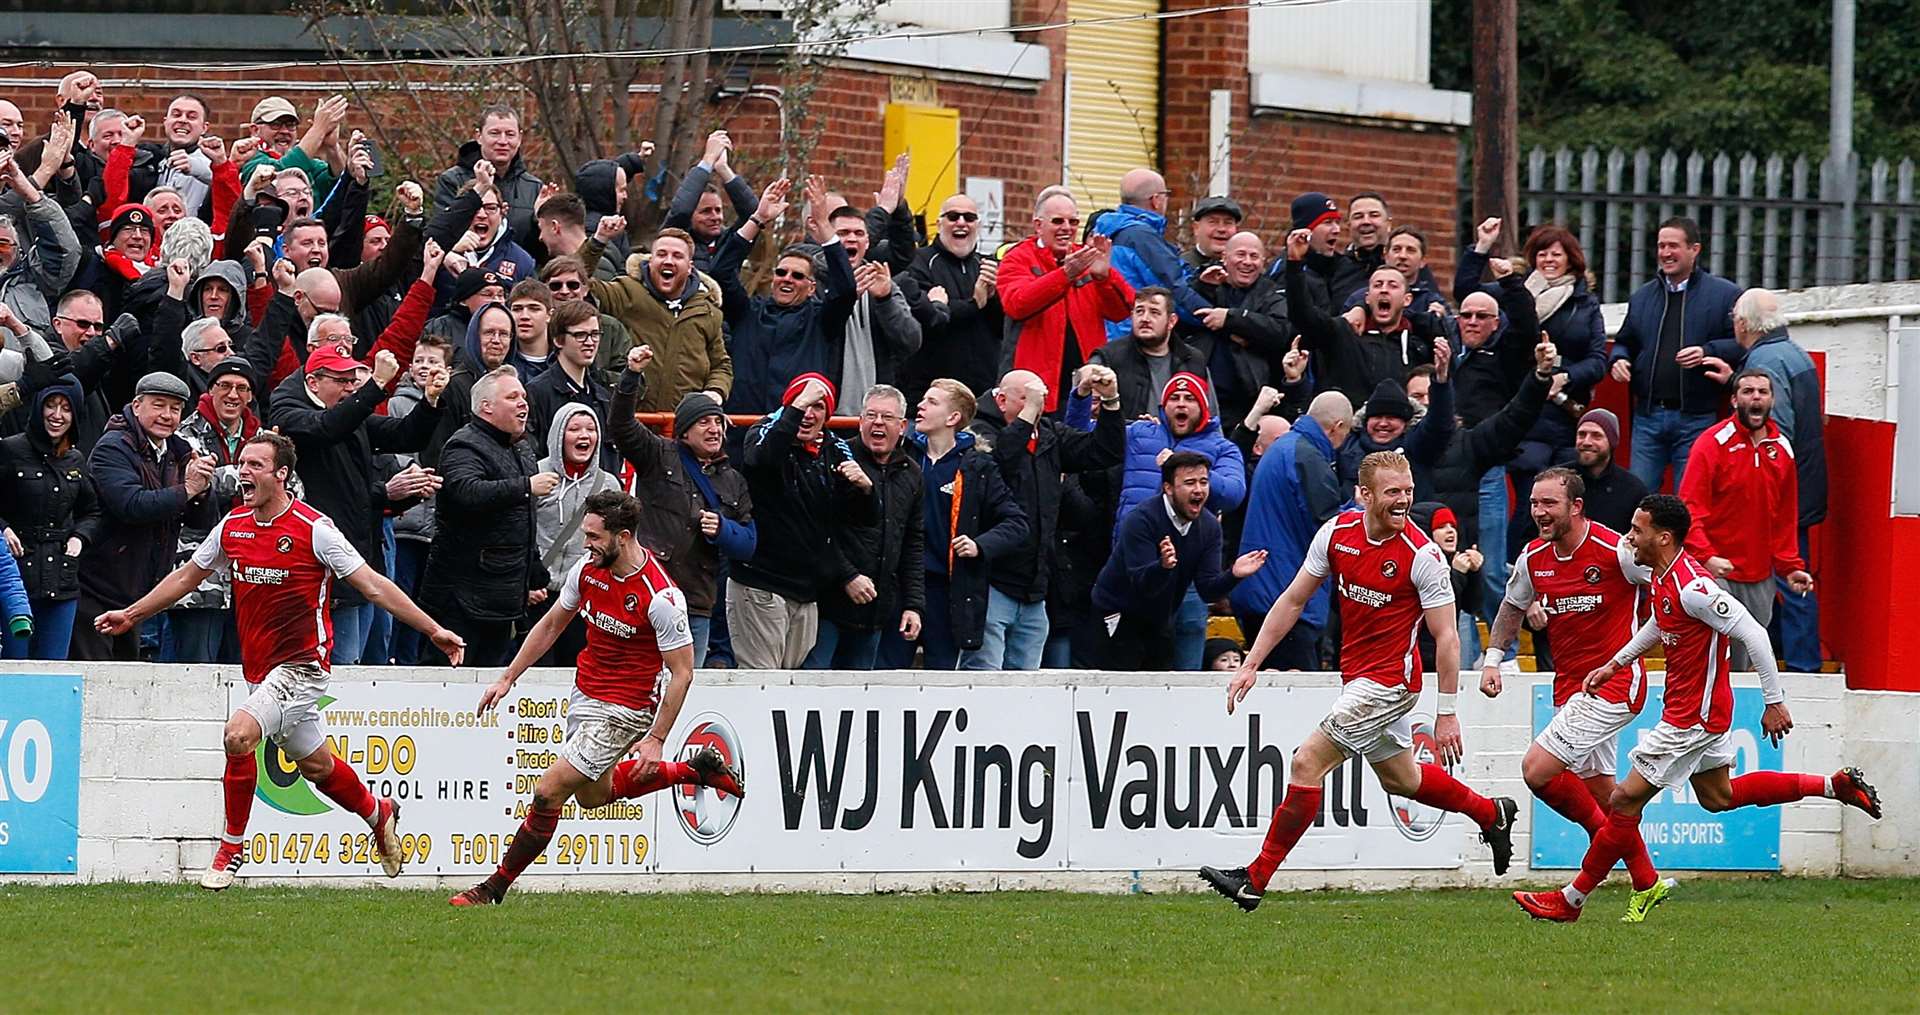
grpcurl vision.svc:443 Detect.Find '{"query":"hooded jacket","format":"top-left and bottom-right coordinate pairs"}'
top-left (1092, 203), bottom-right (1209, 339)
top-left (0, 377), bottom-right (103, 602)
top-left (665, 159), bottom-right (760, 274)
top-left (0, 191), bottom-right (82, 336)
top-left (532, 402), bottom-right (623, 590)
top-left (1112, 388), bottom-right (1247, 526)
top-left (146, 261), bottom-right (252, 403)
top-left (433, 141), bottom-right (545, 254)
top-left (998, 236), bottom-right (1135, 412)
top-left (712, 232), bottom-right (857, 414)
top-left (608, 373), bottom-right (754, 616)
top-left (573, 158), bottom-right (634, 266)
top-left (80, 403), bottom-right (221, 609)
top-left (582, 237), bottom-right (732, 413)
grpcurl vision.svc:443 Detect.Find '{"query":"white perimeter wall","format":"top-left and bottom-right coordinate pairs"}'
top-left (2, 663), bottom-right (1912, 891)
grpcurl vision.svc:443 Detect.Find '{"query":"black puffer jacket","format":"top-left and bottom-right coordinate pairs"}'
top-left (819, 442), bottom-right (925, 633)
top-left (608, 374), bottom-right (754, 617)
top-left (420, 418), bottom-right (547, 622)
top-left (734, 406), bottom-right (863, 602)
top-left (269, 370), bottom-right (442, 605)
top-left (899, 241), bottom-right (1000, 401)
top-left (0, 378), bottom-right (103, 601)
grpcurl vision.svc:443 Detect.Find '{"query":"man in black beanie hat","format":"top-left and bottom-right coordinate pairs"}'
top-left (1335, 359), bottom-right (1457, 499)
top-left (606, 343), bottom-right (755, 665)
top-left (1275, 190), bottom-right (1358, 315)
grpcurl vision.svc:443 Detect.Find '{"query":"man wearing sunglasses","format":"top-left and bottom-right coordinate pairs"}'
top-left (999, 186), bottom-right (1134, 414)
top-left (47, 289), bottom-right (126, 452)
top-left (901, 194), bottom-right (1001, 404)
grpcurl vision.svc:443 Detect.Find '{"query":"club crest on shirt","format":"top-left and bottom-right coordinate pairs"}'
top-left (1380, 559), bottom-right (1398, 579)
top-left (624, 593), bottom-right (639, 613)
top-left (1662, 598), bottom-right (1673, 614)
top-left (1584, 565), bottom-right (1603, 585)
top-left (276, 535), bottom-right (294, 553)
top-left (1713, 597), bottom-right (1732, 617)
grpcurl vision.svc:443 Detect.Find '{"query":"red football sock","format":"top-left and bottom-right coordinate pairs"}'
top-left (1412, 764), bottom-right (1497, 829)
top-left (487, 804), bottom-right (561, 896)
top-left (610, 760), bottom-right (695, 800)
top-left (1247, 784), bottom-right (1322, 892)
top-left (310, 755), bottom-right (377, 822)
top-left (1573, 810), bottom-right (1645, 895)
top-left (1537, 771), bottom-right (1606, 835)
top-left (221, 752), bottom-right (257, 843)
top-left (1729, 771), bottom-right (1827, 808)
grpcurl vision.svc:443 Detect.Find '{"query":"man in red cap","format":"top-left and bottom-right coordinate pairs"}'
top-left (730, 371), bottom-right (868, 668)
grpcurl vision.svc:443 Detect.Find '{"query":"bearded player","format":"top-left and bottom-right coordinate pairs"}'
top-left (1201, 453), bottom-right (1519, 911)
top-left (1514, 495), bottom-right (1882, 922)
top-left (450, 490), bottom-right (744, 906)
top-left (94, 433), bottom-right (467, 890)
top-left (1479, 468), bottom-right (1672, 921)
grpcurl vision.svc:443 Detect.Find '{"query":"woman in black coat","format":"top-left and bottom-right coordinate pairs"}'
top-left (0, 376), bottom-right (103, 659)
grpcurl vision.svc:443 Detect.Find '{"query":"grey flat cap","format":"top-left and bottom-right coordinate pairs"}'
top-left (133, 371), bottom-right (191, 403)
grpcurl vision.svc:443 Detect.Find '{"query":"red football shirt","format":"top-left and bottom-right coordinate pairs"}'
top-left (556, 549), bottom-right (693, 711)
top-left (191, 499), bottom-right (365, 685)
top-left (1505, 521), bottom-right (1650, 710)
top-left (1302, 511), bottom-right (1454, 691)
top-left (1648, 552), bottom-right (1747, 733)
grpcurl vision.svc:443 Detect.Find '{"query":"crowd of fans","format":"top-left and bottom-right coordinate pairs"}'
top-left (0, 71), bottom-right (1829, 672)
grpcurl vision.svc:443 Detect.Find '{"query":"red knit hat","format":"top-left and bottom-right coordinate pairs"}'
top-left (1160, 371), bottom-right (1211, 433)
top-left (782, 372), bottom-right (837, 418)
top-left (1430, 506), bottom-right (1459, 532)
top-left (364, 214), bottom-right (391, 236)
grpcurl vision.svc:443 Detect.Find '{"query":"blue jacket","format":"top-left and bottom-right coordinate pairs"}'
top-left (1229, 414), bottom-right (1342, 627)
top-left (1741, 328), bottom-right (1827, 527)
top-left (1611, 267), bottom-right (1744, 416)
top-left (1093, 204), bottom-right (1208, 339)
top-left (0, 547), bottom-right (28, 634)
top-left (1092, 494), bottom-right (1236, 622)
top-left (1113, 412), bottom-right (1247, 527)
top-left (712, 232), bottom-right (858, 414)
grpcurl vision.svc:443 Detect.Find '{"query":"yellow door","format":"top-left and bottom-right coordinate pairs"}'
top-left (1065, 0), bottom-right (1161, 215)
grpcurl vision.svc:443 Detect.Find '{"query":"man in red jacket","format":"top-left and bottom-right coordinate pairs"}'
top-left (998, 186), bottom-right (1133, 411)
top-left (1678, 368), bottom-right (1814, 668)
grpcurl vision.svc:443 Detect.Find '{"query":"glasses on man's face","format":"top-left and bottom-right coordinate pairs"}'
top-left (212, 379), bottom-right (252, 396)
top-left (57, 315), bottom-right (105, 332)
top-left (1046, 216), bottom-right (1081, 228)
top-left (566, 329), bottom-right (602, 343)
top-left (479, 203), bottom-right (503, 214)
top-left (1458, 311), bottom-right (1497, 321)
top-left (550, 279), bottom-right (585, 293)
top-left (942, 211), bottom-right (979, 223)
top-left (861, 410), bottom-right (900, 423)
top-left (198, 340), bottom-right (235, 355)
top-left (772, 267), bottom-right (812, 282)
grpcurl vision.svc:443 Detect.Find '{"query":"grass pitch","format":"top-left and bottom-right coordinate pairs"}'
top-left (4, 879), bottom-right (1917, 1012)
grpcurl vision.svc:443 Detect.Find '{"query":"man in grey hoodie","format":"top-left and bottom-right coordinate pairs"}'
top-left (530, 401), bottom-right (622, 665)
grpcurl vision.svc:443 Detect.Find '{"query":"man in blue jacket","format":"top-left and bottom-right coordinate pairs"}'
top-left (1113, 371), bottom-right (1246, 669)
top-left (1229, 391), bottom-right (1354, 669)
top-left (1733, 288), bottom-right (1827, 672)
top-left (1093, 451), bottom-right (1267, 670)
top-left (1093, 169), bottom-right (1210, 340)
top-left (1608, 217), bottom-right (1744, 491)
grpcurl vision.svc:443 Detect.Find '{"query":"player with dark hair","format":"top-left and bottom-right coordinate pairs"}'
top-left (1201, 452), bottom-right (1518, 910)
top-left (450, 490), bottom-right (745, 906)
top-left (1514, 494), bottom-right (1882, 922)
top-left (95, 432), bottom-right (467, 890)
top-left (1480, 467), bottom-right (1668, 919)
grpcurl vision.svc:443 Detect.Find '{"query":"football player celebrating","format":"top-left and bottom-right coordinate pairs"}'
top-left (1513, 495), bottom-right (1881, 923)
top-left (1480, 468), bottom-right (1670, 920)
top-left (96, 433), bottom-right (466, 890)
top-left (1201, 453), bottom-right (1519, 911)
top-left (450, 491), bottom-right (744, 906)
